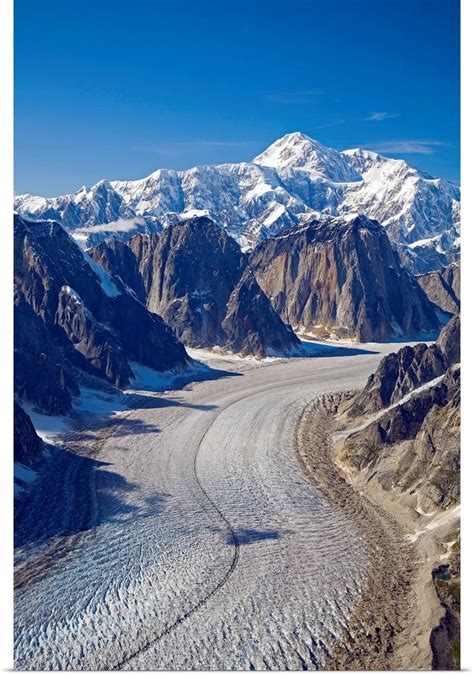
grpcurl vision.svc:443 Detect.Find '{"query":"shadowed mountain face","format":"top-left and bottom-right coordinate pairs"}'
top-left (14, 403), bottom-right (43, 467)
top-left (249, 215), bottom-right (441, 342)
top-left (91, 217), bottom-right (300, 357)
top-left (416, 262), bottom-right (460, 316)
top-left (14, 215), bottom-right (190, 413)
top-left (340, 315), bottom-right (460, 511)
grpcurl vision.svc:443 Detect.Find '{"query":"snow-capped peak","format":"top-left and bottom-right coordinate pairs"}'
top-left (253, 132), bottom-right (361, 183)
top-left (14, 132), bottom-right (460, 270)
top-left (342, 147), bottom-right (382, 162)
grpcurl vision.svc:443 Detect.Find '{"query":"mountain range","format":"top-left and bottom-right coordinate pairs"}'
top-left (91, 216), bottom-right (300, 357)
top-left (15, 132), bottom-right (460, 273)
top-left (14, 214), bottom-right (190, 418)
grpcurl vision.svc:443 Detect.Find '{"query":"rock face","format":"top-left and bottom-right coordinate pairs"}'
top-left (341, 366), bottom-right (459, 509)
top-left (14, 293), bottom-right (80, 414)
top-left (397, 236), bottom-right (460, 276)
top-left (14, 215), bottom-right (190, 413)
top-left (90, 217), bottom-right (300, 357)
top-left (347, 315), bottom-right (460, 416)
top-left (15, 132), bottom-right (460, 271)
top-left (340, 315), bottom-right (460, 512)
top-left (249, 215), bottom-right (440, 341)
top-left (14, 403), bottom-right (43, 467)
top-left (436, 314), bottom-right (460, 366)
top-left (416, 262), bottom-right (460, 316)
top-left (91, 239), bottom-right (147, 303)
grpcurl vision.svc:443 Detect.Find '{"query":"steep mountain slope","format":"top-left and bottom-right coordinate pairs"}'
top-left (346, 315), bottom-right (460, 417)
top-left (15, 133), bottom-right (459, 269)
top-left (14, 215), bottom-right (190, 413)
top-left (339, 315), bottom-right (460, 511)
top-left (340, 148), bottom-right (459, 245)
top-left (90, 217), bottom-right (300, 357)
top-left (416, 262), bottom-right (460, 315)
top-left (14, 293), bottom-right (80, 414)
top-left (14, 403), bottom-right (44, 467)
top-left (249, 215), bottom-right (440, 341)
top-left (332, 316), bottom-right (460, 670)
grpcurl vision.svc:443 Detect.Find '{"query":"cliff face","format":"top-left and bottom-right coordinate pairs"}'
top-left (339, 316), bottom-right (460, 512)
top-left (90, 217), bottom-right (300, 357)
top-left (14, 403), bottom-right (43, 467)
top-left (14, 215), bottom-right (190, 413)
top-left (347, 315), bottom-right (460, 417)
top-left (249, 215), bottom-right (440, 342)
top-left (416, 262), bottom-right (460, 316)
top-left (14, 293), bottom-right (79, 414)
top-left (90, 239), bottom-right (147, 303)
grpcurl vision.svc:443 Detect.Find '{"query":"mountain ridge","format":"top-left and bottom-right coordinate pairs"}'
top-left (90, 216), bottom-right (301, 357)
top-left (15, 132), bottom-right (460, 272)
top-left (14, 214), bottom-right (191, 414)
top-left (249, 214), bottom-right (441, 341)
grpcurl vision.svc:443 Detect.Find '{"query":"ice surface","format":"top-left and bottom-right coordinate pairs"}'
top-left (21, 403), bottom-right (71, 443)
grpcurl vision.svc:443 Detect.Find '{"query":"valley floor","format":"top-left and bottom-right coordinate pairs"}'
top-left (15, 341), bottom-right (429, 670)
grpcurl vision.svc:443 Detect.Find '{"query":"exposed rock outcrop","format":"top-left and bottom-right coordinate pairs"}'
top-left (341, 366), bottom-right (460, 508)
top-left (14, 214), bottom-right (190, 412)
top-left (347, 315), bottom-right (460, 416)
top-left (14, 403), bottom-right (43, 467)
top-left (249, 215), bottom-right (440, 341)
top-left (91, 238), bottom-right (147, 303)
top-left (436, 314), bottom-right (460, 366)
top-left (416, 262), bottom-right (460, 316)
top-left (14, 294), bottom-right (79, 414)
top-left (90, 217), bottom-right (300, 357)
top-left (339, 315), bottom-right (460, 512)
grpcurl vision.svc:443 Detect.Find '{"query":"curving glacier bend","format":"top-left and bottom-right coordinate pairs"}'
top-left (15, 344), bottom-right (411, 670)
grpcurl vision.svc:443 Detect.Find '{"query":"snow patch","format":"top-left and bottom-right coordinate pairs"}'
top-left (263, 204), bottom-right (286, 227)
top-left (342, 373), bottom-right (446, 439)
top-left (74, 387), bottom-right (127, 416)
top-left (82, 252), bottom-right (121, 297)
top-left (405, 505), bottom-right (460, 543)
top-left (14, 464), bottom-right (38, 495)
top-left (21, 404), bottom-right (71, 444)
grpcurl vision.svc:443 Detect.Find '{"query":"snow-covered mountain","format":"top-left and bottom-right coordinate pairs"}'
top-left (15, 132), bottom-right (460, 269)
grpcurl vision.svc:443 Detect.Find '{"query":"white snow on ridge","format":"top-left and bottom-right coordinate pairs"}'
top-left (263, 203), bottom-right (286, 226)
top-left (82, 251), bottom-right (121, 297)
top-left (180, 208), bottom-right (210, 219)
top-left (14, 132), bottom-right (460, 256)
top-left (342, 373), bottom-right (446, 439)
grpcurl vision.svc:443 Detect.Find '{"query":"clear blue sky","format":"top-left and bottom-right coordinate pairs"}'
top-left (15, 0), bottom-right (459, 195)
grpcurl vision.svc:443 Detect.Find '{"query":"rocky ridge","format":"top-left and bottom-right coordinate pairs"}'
top-left (336, 315), bottom-right (460, 515)
top-left (416, 262), bottom-right (460, 316)
top-left (249, 214), bottom-right (441, 341)
top-left (14, 214), bottom-right (190, 415)
top-left (15, 132), bottom-right (460, 271)
top-left (91, 216), bottom-right (300, 357)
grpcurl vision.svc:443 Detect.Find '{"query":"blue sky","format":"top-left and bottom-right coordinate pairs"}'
top-left (15, 0), bottom-right (459, 195)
